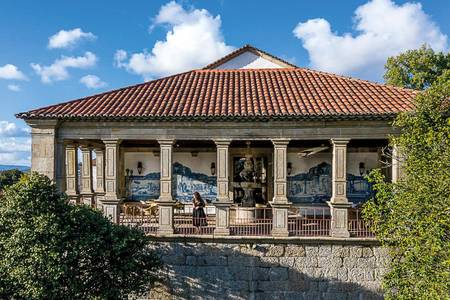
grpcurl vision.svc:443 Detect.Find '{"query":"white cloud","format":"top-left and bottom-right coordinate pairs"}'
top-left (113, 49), bottom-right (128, 68)
top-left (48, 28), bottom-right (96, 49)
top-left (0, 121), bottom-right (30, 166)
top-left (31, 52), bottom-right (97, 83)
top-left (0, 121), bottom-right (29, 137)
top-left (7, 84), bottom-right (21, 92)
top-left (0, 64), bottom-right (27, 80)
top-left (0, 152), bottom-right (30, 166)
top-left (80, 74), bottom-right (107, 89)
top-left (114, 1), bottom-right (234, 79)
top-left (293, 0), bottom-right (448, 80)
top-left (0, 137), bottom-right (31, 153)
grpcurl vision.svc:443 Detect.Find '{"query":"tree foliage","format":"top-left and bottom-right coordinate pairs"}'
top-left (384, 44), bottom-right (450, 90)
top-left (364, 48), bottom-right (450, 299)
top-left (0, 169), bottom-right (23, 191)
top-left (0, 173), bottom-right (161, 299)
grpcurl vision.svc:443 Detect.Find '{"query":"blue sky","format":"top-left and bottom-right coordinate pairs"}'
top-left (0, 0), bottom-right (449, 165)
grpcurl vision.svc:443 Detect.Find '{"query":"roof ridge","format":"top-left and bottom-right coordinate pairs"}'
top-left (194, 67), bottom-right (299, 72)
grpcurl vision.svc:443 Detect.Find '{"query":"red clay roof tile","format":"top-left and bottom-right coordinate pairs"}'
top-left (16, 68), bottom-right (417, 122)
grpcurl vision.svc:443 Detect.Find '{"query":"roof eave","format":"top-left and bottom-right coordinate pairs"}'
top-left (16, 113), bottom-right (399, 122)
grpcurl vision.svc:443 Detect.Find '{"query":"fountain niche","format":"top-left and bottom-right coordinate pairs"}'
top-left (232, 142), bottom-right (268, 219)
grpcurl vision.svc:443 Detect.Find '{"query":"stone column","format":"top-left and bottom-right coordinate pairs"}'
top-left (102, 139), bottom-right (122, 223)
top-left (65, 142), bottom-right (79, 204)
top-left (80, 146), bottom-right (94, 207)
top-left (391, 145), bottom-right (403, 183)
top-left (55, 139), bottom-right (66, 192)
top-left (214, 139), bottom-right (232, 236)
top-left (270, 139), bottom-right (291, 237)
top-left (157, 139), bottom-right (175, 235)
top-left (94, 147), bottom-right (105, 209)
top-left (328, 138), bottom-right (352, 238)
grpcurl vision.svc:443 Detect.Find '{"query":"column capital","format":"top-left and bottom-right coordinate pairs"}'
top-left (64, 140), bottom-right (78, 147)
top-left (214, 139), bottom-right (232, 146)
top-left (79, 145), bottom-right (94, 151)
top-left (330, 138), bottom-right (351, 145)
top-left (158, 139), bottom-right (175, 146)
top-left (102, 138), bottom-right (122, 145)
top-left (271, 139), bottom-right (290, 146)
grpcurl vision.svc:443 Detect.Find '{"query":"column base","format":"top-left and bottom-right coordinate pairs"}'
top-left (81, 193), bottom-right (94, 207)
top-left (327, 201), bottom-right (353, 238)
top-left (157, 200), bottom-right (176, 236)
top-left (104, 192), bottom-right (121, 202)
top-left (214, 201), bottom-right (232, 236)
top-left (66, 194), bottom-right (80, 205)
top-left (270, 202), bottom-right (291, 237)
top-left (94, 193), bottom-right (105, 210)
top-left (101, 200), bottom-right (121, 224)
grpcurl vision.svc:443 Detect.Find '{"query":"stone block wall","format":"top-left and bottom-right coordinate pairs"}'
top-left (144, 239), bottom-right (389, 300)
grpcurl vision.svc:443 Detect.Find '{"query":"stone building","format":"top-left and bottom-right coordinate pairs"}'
top-left (16, 45), bottom-right (415, 239)
top-left (17, 45), bottom-right (417, 298)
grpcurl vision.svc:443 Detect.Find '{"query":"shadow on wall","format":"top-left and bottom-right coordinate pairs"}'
top-left (142, 241), bottom-right (388, 300)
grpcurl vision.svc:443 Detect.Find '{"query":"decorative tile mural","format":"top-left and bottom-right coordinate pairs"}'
top-left (346, 174), bottom-right (373, 204)
top-left (172, 162), bottom-right (217, 202)
top-left (287, 162), bottom-right (373, 204)
top-left (129, 172), bottom-right (160, 201)
top-left (127, 162), bottom-right (217, 202)
top-left (287, 162), bottom-right (332, 203)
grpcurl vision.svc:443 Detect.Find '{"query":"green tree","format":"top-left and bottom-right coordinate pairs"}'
top-left (0, 172), bottom-right (161, 299)
top-left (364, 51), bottom-right (450, 298)
top-left (0, 169), bottom-right (23, 191)
top-left (384, 44), bottom-right (450, 90)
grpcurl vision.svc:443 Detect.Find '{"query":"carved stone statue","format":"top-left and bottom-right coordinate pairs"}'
top-left (238, 157), bottom-right (255, 182)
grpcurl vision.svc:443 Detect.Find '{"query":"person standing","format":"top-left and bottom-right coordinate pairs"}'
top-left (192, 192), bottom-right (207, 234)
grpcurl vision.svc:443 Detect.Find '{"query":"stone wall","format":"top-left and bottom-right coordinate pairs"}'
top-left (144, 239), bottom-right (389, 300)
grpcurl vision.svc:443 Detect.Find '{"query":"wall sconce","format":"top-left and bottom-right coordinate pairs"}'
top-left (137, 161), bottom-right (143, 175)
top-left (152, 150), bottom-right (160, 157)
top-left (287, 162), bottom-right (292, 176)
top-left (359, 162), bottom-right (365, 176)
top-left (210, 162), bottom-right (216, 176)
top-left (191, 151), bottom-right (199, 157)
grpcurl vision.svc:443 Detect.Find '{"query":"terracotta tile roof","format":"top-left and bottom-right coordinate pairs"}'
top-left (16, 68), bottom-right (417, 122)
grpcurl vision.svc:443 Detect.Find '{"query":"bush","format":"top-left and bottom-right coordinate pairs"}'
top-left (0, 169), bottom-right (23, 191)
top-left (0, 172), bottom-right (161, 299)
top-left (364, 71), bottom-right (450, 299)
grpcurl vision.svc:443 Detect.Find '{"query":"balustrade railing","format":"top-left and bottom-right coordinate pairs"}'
top-left (348, 208), bottom-right (374, 238)
top-left (119, 201), bottom-right (158, 234)
top-left (288, 207), bottom-right (331, 237)
top-left (173, 204), bottom-right (216, 235)
top-left (118, 201), bottom-right (375, 239)
top-left (229, 207), bottom-right (273, 236)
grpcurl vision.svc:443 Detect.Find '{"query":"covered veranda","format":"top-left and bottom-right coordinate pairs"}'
top-left (42, 122), bottom-right (397, 239)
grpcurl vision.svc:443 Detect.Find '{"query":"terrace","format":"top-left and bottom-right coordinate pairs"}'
top-left (54, 137), bottom-right (391, 239)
